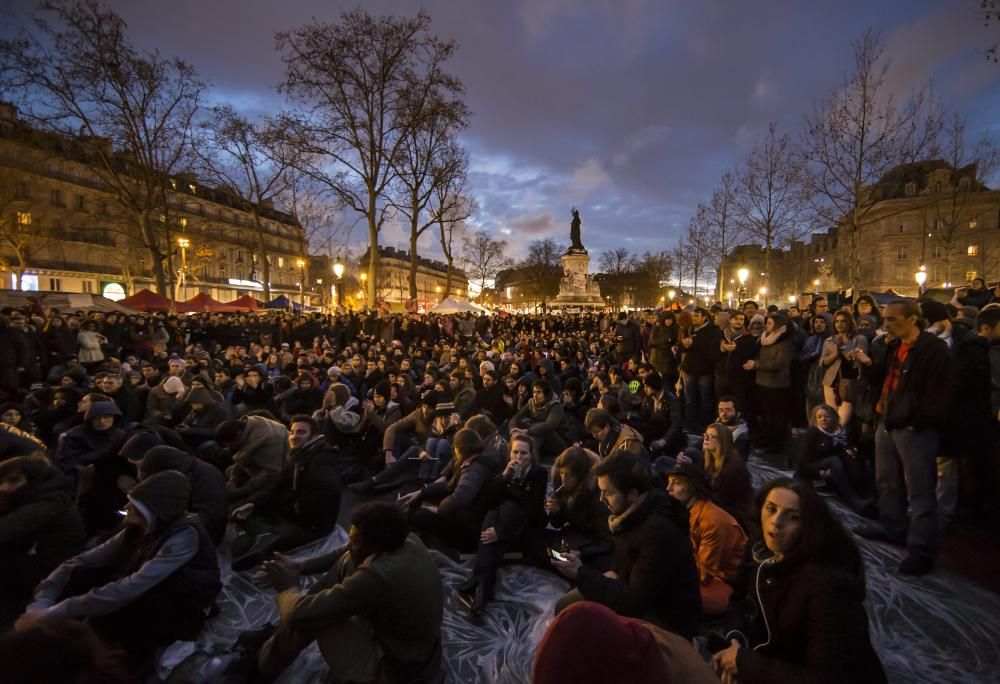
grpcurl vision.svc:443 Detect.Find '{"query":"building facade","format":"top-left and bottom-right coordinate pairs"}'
top-left (720, 161), bottom-right (1000, 302)
top-left (0, 102), bottom-right (311, 305)
top-left (359, 245), bottom-right (468, 307)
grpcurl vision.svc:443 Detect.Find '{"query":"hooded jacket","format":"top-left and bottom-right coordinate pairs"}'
top-left (138, 446), bottom-right (228, 544)
top-left (0, 459), bottom-right (85, 587)
top-left (596, 421), bottom-right (646, 460)
top-left (512, 395), bottom-right (565, 438)
top-left (575, 491), bottom-right (701, 639)
top-left (277, 435), bottom-right (342, 534)
top-left (226, 415), bottom-right (288, 508)
top-left (54, 402), bottom-right (125, 471)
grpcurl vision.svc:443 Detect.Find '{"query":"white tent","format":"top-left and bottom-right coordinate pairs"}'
top-left (429, 297), bottom-right (487, 314)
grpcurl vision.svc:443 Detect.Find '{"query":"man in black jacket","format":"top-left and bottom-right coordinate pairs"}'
top-left (231, 415), bottom-right (342, 571)
top-left (854, 301), bottom-right (956, 575)
top-left (680, 307), bottom-right (723, 433)
top-left (552, 451), bottom-right (701, 639)
top-left (613, 312), bottom-right (642, 365)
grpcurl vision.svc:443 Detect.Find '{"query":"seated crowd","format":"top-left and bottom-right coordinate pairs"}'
top-left (0, 289), bottom-right (998, 683)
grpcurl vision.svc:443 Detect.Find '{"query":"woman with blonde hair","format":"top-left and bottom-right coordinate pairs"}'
top-left (701, 422), bottom-right (753, 526)
top-left (820, 311), bottom-right (868, 428)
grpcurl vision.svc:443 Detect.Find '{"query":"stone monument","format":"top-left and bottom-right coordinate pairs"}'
top-left (550, 208), bottom-right (606, 310)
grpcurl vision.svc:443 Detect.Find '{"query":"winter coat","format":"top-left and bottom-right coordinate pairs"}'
top-left (474, 384), bottom-right (513, 424)
top-left (861, 331), bottom-right (956, 432)
top-left (711, 453), bottom-right (754, 526)
top-left (940, 327), bottom-right (992, 458)
top-left (138, 449), bottom-right (229, 545)
top-left (54, 403), bottom-right (126, 471)
top-left (512, 396), bottom-right (566, 439)
top-left (277, 436), bottom-right (342, 535)
top-left (754, 332), bottom-right (795, 389)
top-left (226, 415), bottom-right (288, 508)
top-left (733, 551), bottom-right (887, 684)
top-left (681, 322), bottom-right (723, 376)
top-left (76, 330), bottom-right (106, 363)
top-left (649, 323), bottom-right (677, 376)
top-left (688, 497), bottom-right (746, 587)
top-left (575, 491), bottom-right (701, 639)
top-left (0, 463), bottom-right (85, 589)
top-left (382, 407), bottom-right (432, 453)
top-left (596, 421), bottom-right (646, 460)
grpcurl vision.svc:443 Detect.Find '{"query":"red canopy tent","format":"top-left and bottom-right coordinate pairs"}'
top-left (120, 288), bottom-right (173, 312)
top-left (182, 292), bottom-right (241, 313)
top-left (229, 294), bottom-right (261, 311)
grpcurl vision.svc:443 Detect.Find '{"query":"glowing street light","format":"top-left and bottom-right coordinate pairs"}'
top-left (736, 268), bottom-right (749, 305)
top-left (176, 237), bottom-right (190, 302)
top-left (915, 265), bottom-right (927, 294)
top-left (332, 262), bottom-right (345, 308)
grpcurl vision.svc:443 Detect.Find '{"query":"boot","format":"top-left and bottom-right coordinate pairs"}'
top-left (457, 575), bottom-right (478, 597)
top-left (347, 478), bottom-right (376, 495)
top-left (470, 582), bottom-right (489, 615)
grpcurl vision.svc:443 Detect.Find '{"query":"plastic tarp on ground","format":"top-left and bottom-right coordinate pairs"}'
top-left (0, 291), bottom-right (139, 315)
top-left (159, 461), bottom-right (1000, 684)
top-left (182, 293), bottom-right (242, 313)
top-left (121, 288), bottom-right (174, 312)
top-left (429, 297), bottom-right (486, 314)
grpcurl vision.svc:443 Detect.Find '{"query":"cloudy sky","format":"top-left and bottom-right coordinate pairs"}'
top-left (5, 0), bottom-right (999, 261)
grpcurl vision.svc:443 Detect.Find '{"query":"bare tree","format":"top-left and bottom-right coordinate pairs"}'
top-left (800, 30), bottom-right (941, 296)
top-left (977, 0), bottom-right (1000, 62)
top-left (432, 153), bottom-right (474, 295)
top-left (598, 247), bottom-right (636, 310)
top-left (683, 218), bottom-right (714, 302)
top-left (633, 250), bottom-right (673, 308)
top-left (925, 114), bottom-right (1000, 284)
top-left (0, 170), bottom-right (58, 288)
top-left (735, 123), bottom-right (810, 303)
top-left (392, 90), bottom-right (470, 300)
top-left (277, 9), bottom-right (461, 305)
top-left (521, 238), bottom-right (565, 309)
top-left (462, 230), bottom-right (511, 298)
top-left (701, 171), bottom-right (747, 301)
top-left (193, 106), bottom-right (296, 300)
top-left (0, 0), bottom-right (206, 297)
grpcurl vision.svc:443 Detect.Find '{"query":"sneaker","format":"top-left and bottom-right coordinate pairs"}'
top-left (898, 555), bottom-right (934, 576)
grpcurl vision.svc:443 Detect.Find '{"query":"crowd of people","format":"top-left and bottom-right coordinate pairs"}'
top-left (0, 280), bottom-right (997, 683)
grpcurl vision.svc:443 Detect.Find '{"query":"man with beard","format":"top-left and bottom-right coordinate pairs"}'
top-left (714, 312), bottom-right (756, 412)
top-left (0, 455), bottom-right (85, 625)
top-left (94, 372), bottom-right (143, 424)
top-left (230, 416), bottom-right (342, 571)
top-left (253, 501), bottom-right (443, 683)
top-left (16, 471), bottom-right (221, 674)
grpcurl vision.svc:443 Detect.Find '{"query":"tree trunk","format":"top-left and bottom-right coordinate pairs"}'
top-left (254, 211), bottom-right (272, 301)
top-left (409, 228), bottom-right (419, 302)
top-left (764, 236), bottom-right (771, 307)
top-left (367, 198), bottom-right (378, 308)
top-left (138, 213), bottom-right (169, 297)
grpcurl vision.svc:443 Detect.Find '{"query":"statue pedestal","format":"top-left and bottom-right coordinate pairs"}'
top-left (550, 249), bottom-right (605, 310)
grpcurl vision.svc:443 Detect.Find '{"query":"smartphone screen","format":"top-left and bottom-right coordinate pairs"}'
top-left (549, 549), bottom-right (568, 563)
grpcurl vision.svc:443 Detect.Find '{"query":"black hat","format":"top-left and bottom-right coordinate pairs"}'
top-left (128, 470), bottom-right (191, 529)
top-left (120, 430), bottom-right (165, 463)
top-left (420, 390), bottom-right (440, 409)
top-left (138, 445), bottom-right (192, 480)
top-left (433, 401), bottom-right (458, 419)
top-left (920, 299), bottom-right (949, 326)
top-left (643, 373), bottom-right (664, 392)
top-left (667, 463), bottom-right (712, 499)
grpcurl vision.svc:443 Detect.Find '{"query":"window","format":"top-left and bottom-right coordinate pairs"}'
top-left (969, 219), bottom-right (978, 229)
top-left (278, 256), bottom-right (285, 269)
top-left (968, 244), bottom-right (979, 257)
top-left (81, 280), bottom-right (94, 293)
top-left (932, 245), bottom-right (943, 258)
top-left (896, 246), bottom-right (907, 260)
top-left (219, 264), bottom-right (226, 277)
top-left (49, 278), bottom-right (61, 291)
top-left (50, 188), bottom-right (64, 206)
top-left (966, 270), bottom-right (978, 282)
top-left (16, 211), bottom-right (30, 226)
top-left (898, 224), bottom-right (906, 233)
top-left (75, 194), bottom-right (85, 210)
top-left (905, 182), bottom-right (916, 197)
top-left (935, 182), bottom-right (942, 193)
top-left (15, 182), bottom-right (28, 199)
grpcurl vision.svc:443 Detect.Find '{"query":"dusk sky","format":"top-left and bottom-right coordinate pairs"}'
top-left (4, 0), bottom-right (999, 261)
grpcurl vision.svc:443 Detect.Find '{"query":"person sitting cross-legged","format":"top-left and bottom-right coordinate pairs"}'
top-left (15, 471), bottom-right (221, 676)
top-left (252, 501), bottom-right (444, 684)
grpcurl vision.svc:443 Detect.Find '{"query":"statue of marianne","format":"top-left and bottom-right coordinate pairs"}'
top-left (569, 207), bottom-right (584, 251)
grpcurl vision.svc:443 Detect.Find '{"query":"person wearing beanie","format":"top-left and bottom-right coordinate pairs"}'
top-left (175, 385), bottom-right (232, 450)
top-left (137, 445), bottom-right (228, 544)
top-left (18, 470), bottom-right (221, 674)
top-left (277, 373), bottom-right (324, 421)
top-left (0, 455), bottom-right (85, 624)
top-left (216, 415), bottom-right (288, 514)
top-left (666, 463), bottom-right (747, 616)
top-left (532, 601), bottom-right (718, 684)
top-left (510, 378), bottom-right (569, 460)
top-left (145, 374), bottom-right (187, 425)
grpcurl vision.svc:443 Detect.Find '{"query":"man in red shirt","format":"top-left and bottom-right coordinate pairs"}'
top-left (854, 301), bottom-right (955, 575)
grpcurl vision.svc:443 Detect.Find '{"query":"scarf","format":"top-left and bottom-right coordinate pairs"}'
top-left (818, 426), bottom-right (849, 449)
top-left (760, 325), bottom-right (787, 347)
top-left (608, 492), bottom-right (648, 533)
top-left (724, 327), bottom-right (746, 343)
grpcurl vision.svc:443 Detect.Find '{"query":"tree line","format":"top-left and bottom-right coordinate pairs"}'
top-left (0, 1), bottom-right (473, 304)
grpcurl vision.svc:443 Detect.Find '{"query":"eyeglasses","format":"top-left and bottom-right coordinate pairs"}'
top-left (703, 433), bottom-right (718, 440)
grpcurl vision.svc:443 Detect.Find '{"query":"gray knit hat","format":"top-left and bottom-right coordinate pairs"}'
top-left (128, 470), bottom-right (191, 529)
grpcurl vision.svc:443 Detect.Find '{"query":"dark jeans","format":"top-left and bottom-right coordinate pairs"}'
top-left (874, 423), bottom-right (939, 560)
top-left (683, 373), bottom-right (714, 433)
top-left (814, 455), bottom-right (866, 511)
top-left (231, 513), bottom-right (324, 559)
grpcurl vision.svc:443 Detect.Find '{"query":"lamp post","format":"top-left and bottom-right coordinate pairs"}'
top-left (915, 265), bottom-right (927, 296)
top-left (737, 268), bottom-right (749, 306)
top-left (359, 271), bottom-right (368, 309)
top-left (667, 289), bottom-right (675, 309)
top-left (333, 261), bottom-right (344, 309)
top-left (296, 259), bottom-right (306, 312)
top-left (176, 237), bottom-right (190, 302)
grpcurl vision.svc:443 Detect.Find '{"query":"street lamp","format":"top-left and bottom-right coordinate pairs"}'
top-left (667, 289), bottom-right (675, 304)
top-left (296, 259), bottom-right (306, 311)
top-left (176, 237), bottom-right (190, 302)
top-left (737, 268), bottom-right (749, 305)
top-left (813, 278), bottom-right (820, 294)
top-left (333, 261), bottom-right (344, 308)
top-left (915, 265), bottom-right (927, 295)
